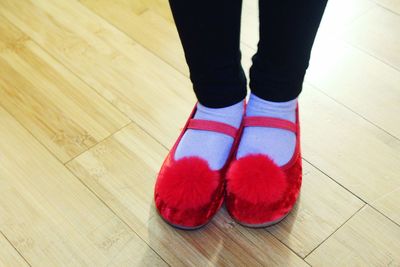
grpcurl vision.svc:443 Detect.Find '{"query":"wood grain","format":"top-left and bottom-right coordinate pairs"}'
top-left (299, 83), bottom-right (400, 204)
top-left (370, 0), bottom-right (400, 18)
top-left (0, 0), bottom-right (399, 265)
top-left (79, 0), bottom-right (189, 76)
top-left (0, 105), bottom-right (166, 266)
top-left (267, 161), bottom-right (364, 257)
top-left (306, 38), bottom-right (400, 139)
top-left (343, 5), bottom-right (400, 69)
top-left (306, 206), bottom-right (400, 266)
top-left (372, 187), bottom-right (400, 225)
top-left (0, 0), bottom-right (195, 150)
top-left (67, 123), bottom-right (309, 266)
top-left (0, 233), bottom-right (28, 267)
top-left (0, 16), bottom-right (130, 163)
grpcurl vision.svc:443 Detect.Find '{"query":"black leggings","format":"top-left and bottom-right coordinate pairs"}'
top-left (169, 0), bottom-right (328, 107)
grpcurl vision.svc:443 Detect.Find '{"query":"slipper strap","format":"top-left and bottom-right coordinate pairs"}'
top-left (243, 116), bottom-right (297, 133)
top-left (187, 119), bottom-right (238, 138)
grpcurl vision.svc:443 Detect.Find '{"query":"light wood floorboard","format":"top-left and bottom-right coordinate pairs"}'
top-left (0, 0), bottom-right (399, 265)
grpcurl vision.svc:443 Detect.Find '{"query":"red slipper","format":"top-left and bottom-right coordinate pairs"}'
top-left (225, 104), bottom-right (302, 227)
top-left (154, 101), bottom-right (245, 230)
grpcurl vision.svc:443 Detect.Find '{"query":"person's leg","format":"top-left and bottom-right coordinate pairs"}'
top-left (169, 0), bottom-right (247, 108)
top-left (250, 0), bottom-right (328, 102)
top-left (169, 0), bottom-right (247, 170)
top-left (237, 0), bottom-right (328, 166)
top-left (225, 0), bottom-right (329, 227)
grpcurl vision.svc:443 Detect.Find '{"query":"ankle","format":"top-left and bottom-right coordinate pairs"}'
top-left (246, 93), bottom-right (297, 122)
top-left (195, 99), bottom-right (245, 128)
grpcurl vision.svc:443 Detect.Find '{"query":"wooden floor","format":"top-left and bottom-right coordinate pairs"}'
top-left (0, 0), bottom-right (399, 266)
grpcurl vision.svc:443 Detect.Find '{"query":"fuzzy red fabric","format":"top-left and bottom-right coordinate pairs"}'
top-left (155, 157), bottom-right (220, 210)
top-left (226, 153), bottom-right (302, 225)
top-left (226, 154), bottom-right (288, 205)
top-left (154, 102), bottom-right (245, 229)
top-left (225, 106), bottom-right (302, 226)
top-left (154, 156), bottom-right (225, 228)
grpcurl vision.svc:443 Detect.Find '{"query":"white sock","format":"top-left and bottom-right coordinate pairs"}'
top-left (236, 93), bottom-right (297, 166)
top-left (175, 100), bottom-right (245, 170)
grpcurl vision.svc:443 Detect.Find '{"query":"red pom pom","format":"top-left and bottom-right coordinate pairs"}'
top-left (226, 154), bottom-right (287, 205)
top-left (155, 157), bottom-right (220, 210)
